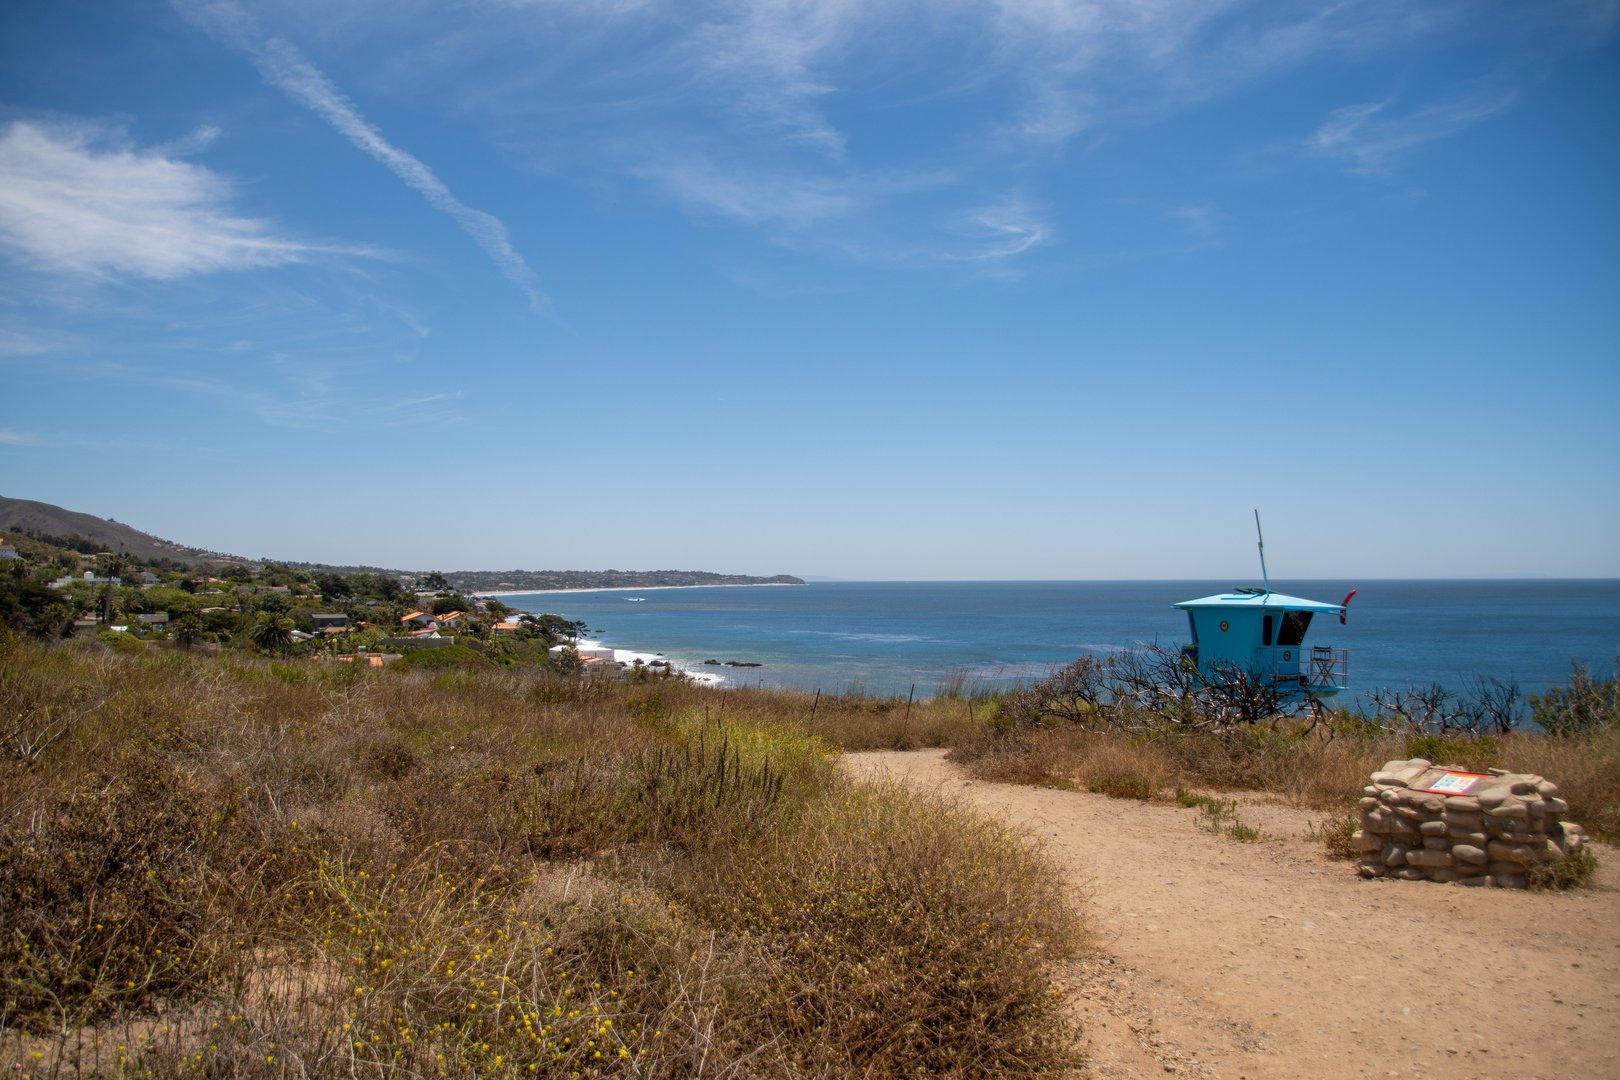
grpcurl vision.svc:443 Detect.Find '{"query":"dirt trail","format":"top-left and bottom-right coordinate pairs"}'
top-left (842, 750), bottom-right (1620, 1080)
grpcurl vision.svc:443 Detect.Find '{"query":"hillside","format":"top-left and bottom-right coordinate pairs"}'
top-left (0, 495), bottom-right (218, 566)
top-left (0, 496), bottom-right (802, 589)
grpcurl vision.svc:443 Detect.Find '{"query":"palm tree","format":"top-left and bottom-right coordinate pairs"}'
top-left (173, 614), bottom-right (204, 651)
top-left (250, 613), bottom-right (295, 656)
top-left (99, 553), bottom-right (128, 626)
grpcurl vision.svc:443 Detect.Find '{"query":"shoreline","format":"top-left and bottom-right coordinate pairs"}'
top-left (483, 584), bottom-right (804, 688)
top-left (572, 637), bottom-right (728, 688)
top-left (471, 582), bottom-right (805, 599)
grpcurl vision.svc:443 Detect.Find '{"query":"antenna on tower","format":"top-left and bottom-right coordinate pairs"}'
top-left (1254, 509), bottom-right (1270, 597)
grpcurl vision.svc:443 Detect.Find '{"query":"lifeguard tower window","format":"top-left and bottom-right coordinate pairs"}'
top-left (1278, 611), bottom-right (1312, 647)
top-left (1186, 612), bottom-right (1198, 643)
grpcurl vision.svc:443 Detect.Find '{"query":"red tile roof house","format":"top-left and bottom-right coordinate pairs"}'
top-left (400, 612), bottom-right (438, 629)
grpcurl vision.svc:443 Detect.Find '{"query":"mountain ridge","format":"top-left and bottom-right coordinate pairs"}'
top-left (0, 496), bottom-right (803, 588)
top-left (0, 495), bottom-right (219, 565)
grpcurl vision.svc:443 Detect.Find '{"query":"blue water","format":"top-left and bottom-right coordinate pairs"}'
top-left (497, 580), bottom-right (1620, 708)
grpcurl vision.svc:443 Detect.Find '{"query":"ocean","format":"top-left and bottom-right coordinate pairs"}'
top-left (494, 580), bottom-right (1620, 709)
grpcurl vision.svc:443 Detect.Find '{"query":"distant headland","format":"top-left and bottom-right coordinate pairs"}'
top-left (0, 496), bottom-right (802, 592)
top-left (454, 570), bottom-right (805, 594)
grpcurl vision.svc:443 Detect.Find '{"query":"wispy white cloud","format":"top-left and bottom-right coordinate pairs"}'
top-left (1308, 91), bottom-right (1517, 174)
top-left (173, 0), bottom-right (551, 313)
top-left (945, 197), bottom-right (1052, 264)
top-left (81, 356), bottom-right (465, 430)
top-left (987, 0), bottom-right (1220, 140)
top-left (155, 124), bottom-right (224, 157)
top-left (0, 428), bottom-right (51, 446)
top-left (216, 0), bottom-right (1603, 272)
top-left (0, 120), bottom-right (327, 279)
top-left (549, 0), bottom-right (1477, 260)
top-left (0, 326), bottom-right (62, 357)
top-left (684, 0), bottom-right (869, 156)
top-left (633, 151), bottom-right (860, 227)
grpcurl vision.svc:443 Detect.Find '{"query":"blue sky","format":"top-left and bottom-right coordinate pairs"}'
top-left (2, 0), bottom-right (1617, 580)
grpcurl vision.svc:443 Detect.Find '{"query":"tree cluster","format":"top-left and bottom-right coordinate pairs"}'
top-left (0, 542), bottom-right (588, 674)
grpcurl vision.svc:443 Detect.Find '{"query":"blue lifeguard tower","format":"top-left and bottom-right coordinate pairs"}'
top-left (1173, 514), bottom-right (1353, 698)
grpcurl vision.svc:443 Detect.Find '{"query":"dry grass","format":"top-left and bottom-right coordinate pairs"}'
top-left (643, 781), bottom-right (1080, 1076)
top-left (10, 630), bottom-right (1614, 1073)
top-left (951, 721), bottom-right (1388, 810)
top-left (0, 638), bottom-right (1079, 1078)
top-left (1494, 728), bottom-right (1620, 844)
top-left (950, 715), bottom-right (1620, 843)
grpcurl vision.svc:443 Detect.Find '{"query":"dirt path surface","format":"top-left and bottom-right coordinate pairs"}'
top-left (842, 750), bottom-right (1620, 1080)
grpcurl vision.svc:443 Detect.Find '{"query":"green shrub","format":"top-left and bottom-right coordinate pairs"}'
top-left (1087, 771), bottom-right (1155, 800)
top-left (1405, 733), bottom-right (1496, 768)
top-left (1528, 848), bottom-right (1599, 890)
top-left (1176, 788), bottom-right (1219, 811)
top-left (1308, 810), bottom-right (1361, 860)
top-left (1530, 662), bottom-right (1620, 737)
top-left (394, 644), bottom-right (492, 670)
top-left (1175, 790), bottom-right (1266, 842)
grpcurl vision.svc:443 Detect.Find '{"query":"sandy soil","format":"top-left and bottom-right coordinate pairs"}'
top-left (842, 750), bottom-right (1620, 1080)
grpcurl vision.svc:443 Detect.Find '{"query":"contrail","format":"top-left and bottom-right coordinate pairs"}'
top-left (172, 0), bottom-right (550, 314)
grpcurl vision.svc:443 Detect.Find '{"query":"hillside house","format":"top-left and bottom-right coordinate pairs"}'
top-left (333, 652), bottom-right (402, 668)
top-left (550, 644), bottom-right (616, 662)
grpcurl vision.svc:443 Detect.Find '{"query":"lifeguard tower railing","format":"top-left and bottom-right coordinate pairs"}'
top-left (1254, 645), bottom-right (1349, 692)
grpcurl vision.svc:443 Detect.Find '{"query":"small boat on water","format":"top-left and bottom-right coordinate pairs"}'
top-left (1173, 513), bottom-right (1354, 698)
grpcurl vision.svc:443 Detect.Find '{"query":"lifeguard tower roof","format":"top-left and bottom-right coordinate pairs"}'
top-left (1174, 592), bottom-right (1345, 614)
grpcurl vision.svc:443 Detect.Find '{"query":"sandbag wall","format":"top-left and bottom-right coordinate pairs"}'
top-left (1354, 758), bottom-right (1586, 888)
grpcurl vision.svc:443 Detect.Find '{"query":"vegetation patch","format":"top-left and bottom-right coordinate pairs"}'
top-left (1086, 771), bottom-right (1156, 800)
top-left (1527, 847), bottom-right (1600, 891)
top-left (1176, 789), bottom-right (1266, 843)
top-left (962, 656), bottom-right (1620, 848)
top-left (1307, 811), bottom-right (1362, 860)
top-left (1403, 733), bottom-right (1496, 769)
top-left (0, 638), bottom-right (1080, 1077)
